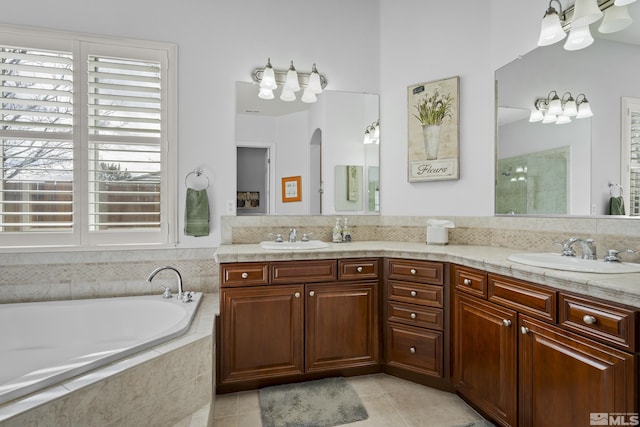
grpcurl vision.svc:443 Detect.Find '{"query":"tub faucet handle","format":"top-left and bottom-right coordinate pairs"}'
top-left (182, 291), bottom-right (193, 302)
top-left (159, 285), bottom-right (172, 299)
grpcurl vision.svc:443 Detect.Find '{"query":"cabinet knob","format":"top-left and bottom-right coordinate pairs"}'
top-left (241, 272), bottom-right (248, 279)
top-left (502, 319), bottom-right (512, 327)
top-left (521, 326), bottom-right (530, 335)
top-left (294, 292), bottom-right (300, 298)
top-left (583, 315), bottom-right (597, 325)
top-left (463, 278), bottom-right (472, 285)
top-left (410, 313), bottom-right (417, 319)
top-left (410, 269), bottom-right (417, 275)
top-left (309, 290), bottom-right (315, 297)
top-left (356, 266), bottom-right (363, 273)
top-left (409, 346), bottom-right (416, 354)
top-left (410, 290), bottom-right (417, 297)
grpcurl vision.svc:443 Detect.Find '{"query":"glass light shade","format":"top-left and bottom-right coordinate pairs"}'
top-left (598, 5), bottom-right (632, 33)
top-left (373, 123), bottom-right (380, 140)
top-left (572, 0), bottom-right (604, 27)
top-left (258, 87), bottom-right (274, 100)
top-left (301, 87), bottom-right (317, 103)
top-left (538, 8), bottom-right (567, 46)
top-left (260, 61), bottom-right (278, 90)
top-left (529, 109), bottom-right (545, 122)
top-left (615, 0), bottom-right (637, 6)
top-left (564, 24), bottom-right (594, 50)
top-left (542, 113), bottom-right (558, 124)
top-left (576, 101), bottom-right (594, 118)
top-left (279, 89), bottom-right (296, 102)
top-left (555, 114), bottom-right (571, 124)
top-left (548, 96), bottom-right (563, 115)
top-left (363, 130), bottom-right (372, 145)
top-left (307, 66), bottom-right (323, 94)
top-left (284, 63), bottom-right (301, 92)
top-left (563, 99), bottom-right (578, 116)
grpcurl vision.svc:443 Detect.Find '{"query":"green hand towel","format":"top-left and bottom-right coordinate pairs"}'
top-left (184, 188), bottom-right (209, 237)
top-left (609, 196), bottom-right (625, 215)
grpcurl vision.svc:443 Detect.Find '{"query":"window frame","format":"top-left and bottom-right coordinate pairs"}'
top-left (0, 24), bottom-right (177, 251)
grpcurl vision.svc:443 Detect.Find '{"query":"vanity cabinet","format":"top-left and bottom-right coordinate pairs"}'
top-left (218, 258), bottom-right (380, 392)
top-left (384, 258), bottom-right (450, 389)
top-left (452, 264), bottom-right (639, 427)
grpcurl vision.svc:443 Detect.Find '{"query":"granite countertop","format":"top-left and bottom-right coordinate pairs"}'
top-left (214, 241), bottom-right (640, 309)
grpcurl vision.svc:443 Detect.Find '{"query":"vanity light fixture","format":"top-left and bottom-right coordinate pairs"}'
top-left (537, 0), bottom-right (635, 51)
top-left (363, 121), bottom-right (380, 145)
top-left (529, 91), bottom-right (593, 124)
top-left (251, 59), bottom-right (327, 103)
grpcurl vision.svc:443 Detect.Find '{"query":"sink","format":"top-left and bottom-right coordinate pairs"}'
top-left (259, 240), bottom-right (330, 250)
top-left (507, 252), bottom-right (640, 274)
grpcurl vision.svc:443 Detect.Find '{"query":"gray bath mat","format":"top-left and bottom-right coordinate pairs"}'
top-left (259, 377), bottom-right (368, 427)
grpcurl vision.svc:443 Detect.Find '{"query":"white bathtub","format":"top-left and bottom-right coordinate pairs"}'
top-left (0, 293), bottom-right (202, 405)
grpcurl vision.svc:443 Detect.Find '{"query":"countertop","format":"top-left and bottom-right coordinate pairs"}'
top-left (214, 241), bottom-right (640, 309)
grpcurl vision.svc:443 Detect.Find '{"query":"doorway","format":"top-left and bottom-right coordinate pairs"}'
top-left (237, 146), bottom-right (271, 215)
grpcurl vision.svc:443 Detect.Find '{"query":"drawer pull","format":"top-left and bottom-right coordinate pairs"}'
top-left (502, 319), bottom-right (512, 327)
top-left (410, 269), bottom-right (417, 275)
top-left (309, 290), bottom-right (315, 297)
top-left (241, 272), bottom-right (249, 279)
top-left (409, 346), bottom-right (416, 354)
top-left (410, 290), bottom-right (417, 297)
top-left (410, 313), bottom-right (417, 319)
top-left (357, 266), bottom-right (363, 273)
top-left (294, 292), bottom-right (300, 298)
top-left (583, 315), bottom-right (597, 325)
top-left (463, 278), bottom-right (472, 285)
top-left (521, 326), bottom-right (530, 335)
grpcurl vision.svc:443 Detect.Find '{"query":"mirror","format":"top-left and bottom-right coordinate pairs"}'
top-left (495, 4), bottom-right (640, 216)
top-left (236, 81), bottom-right (379, 215)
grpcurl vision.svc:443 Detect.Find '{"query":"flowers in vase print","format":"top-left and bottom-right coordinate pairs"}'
top-left (413, 88), bottom-right (453, 126)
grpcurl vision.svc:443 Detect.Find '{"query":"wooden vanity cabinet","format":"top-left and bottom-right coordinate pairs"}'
top-left (452, 264), bottom-right (639, 427)
top-left (218, 258), bottom-right (380, 392)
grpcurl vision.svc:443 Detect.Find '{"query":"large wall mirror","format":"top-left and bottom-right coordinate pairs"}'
top-left (496, 3), bottom-right (640, 217)
top-left (235, 81), bottom-right (379, 216)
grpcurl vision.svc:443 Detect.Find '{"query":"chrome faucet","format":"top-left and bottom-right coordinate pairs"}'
top-left (288, 228), bottom-right (297, 243)
top-left (560, 237), bottom-right (597, 260)
top-left (147, 266), bottom-right (188, 301)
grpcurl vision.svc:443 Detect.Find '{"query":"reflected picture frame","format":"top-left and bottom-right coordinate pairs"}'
top-left (282, 176), bottom-right (302, 202)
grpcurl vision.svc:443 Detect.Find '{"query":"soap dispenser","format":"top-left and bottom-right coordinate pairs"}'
top-left (342, 217), bottom-right (352, 242)
top-left (332, 218), bottom-right (343, 243)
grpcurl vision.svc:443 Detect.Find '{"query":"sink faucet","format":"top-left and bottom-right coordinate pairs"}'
top-left (288, 228), bottom-right (297, 243)
top-left (560, 237), bottom-right (597, 260)
top-left (147, 266), bottom-right (187, 301)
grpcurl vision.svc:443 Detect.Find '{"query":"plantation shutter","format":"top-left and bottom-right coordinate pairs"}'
top-left (0, 46), bottom-right (74, 232)
top-left (87, 55), bottom-right (162, 231)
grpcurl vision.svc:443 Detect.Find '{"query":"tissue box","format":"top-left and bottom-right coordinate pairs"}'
top-left (427, 226), bottom-right (449, 245)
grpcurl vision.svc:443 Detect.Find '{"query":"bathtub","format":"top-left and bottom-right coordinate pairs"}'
top-left (0, 292), bottom-right (202, 405)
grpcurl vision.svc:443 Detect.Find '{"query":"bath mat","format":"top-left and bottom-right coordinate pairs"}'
top-left (259, 377), bottom-right (368, 427)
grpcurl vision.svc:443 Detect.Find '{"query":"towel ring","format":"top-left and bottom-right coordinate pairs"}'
top-left (609, 183), bottom-right (623, 197)
top-left (185, 168), bottom-right (210, 189)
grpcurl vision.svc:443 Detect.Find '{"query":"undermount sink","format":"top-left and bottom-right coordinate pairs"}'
top-left (259, 240), bottom-right (330, 250)
top-left (507, 252), bottom-right (640, 274)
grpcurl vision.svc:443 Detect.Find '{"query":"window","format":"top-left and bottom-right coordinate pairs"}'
top-left (0, 26), bottom-right (177, 249)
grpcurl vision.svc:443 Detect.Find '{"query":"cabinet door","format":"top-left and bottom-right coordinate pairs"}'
top-left (454, 293), bottom-right (518, 427)
top-left (220, 285), bottom-right (304, 384)
top-left (305, 282), bottom-right (379, 373)
top-left (519, 315), bottom-right (638, 427)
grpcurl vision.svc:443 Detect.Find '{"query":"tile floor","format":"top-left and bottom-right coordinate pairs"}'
top-left (211, 374), bottom-right (491, 427)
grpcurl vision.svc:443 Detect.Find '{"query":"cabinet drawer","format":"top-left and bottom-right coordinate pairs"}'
top-left (338, 258), bottom-right (380, 281)
top-left (452, 264), bottom-right (487, 298)
top-left (488, 274), bottom-right (557, 323)
top-left (387, 301), bottom-right (443, 331)
top-left (386, 258), bottom-right (444, 285)
top-left (221, 262), bottom-right (269, 287)
top-left (386, 323), bottom-right (443, 377)
top-left (270, 259), bottom-right (337, 284)
top-left (559, 293), bottom-right (638, 352)
top-left (387, 280), bottom-right (443, 308)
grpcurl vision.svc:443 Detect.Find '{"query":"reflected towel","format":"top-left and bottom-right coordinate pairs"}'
top-left (609, 196), bottom-right (625, 215)
top-left (184, 188), bottom-right (209, 237)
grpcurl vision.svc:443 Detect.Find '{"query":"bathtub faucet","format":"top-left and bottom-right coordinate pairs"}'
top-left (147, 266), bottom-right (190, 301)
